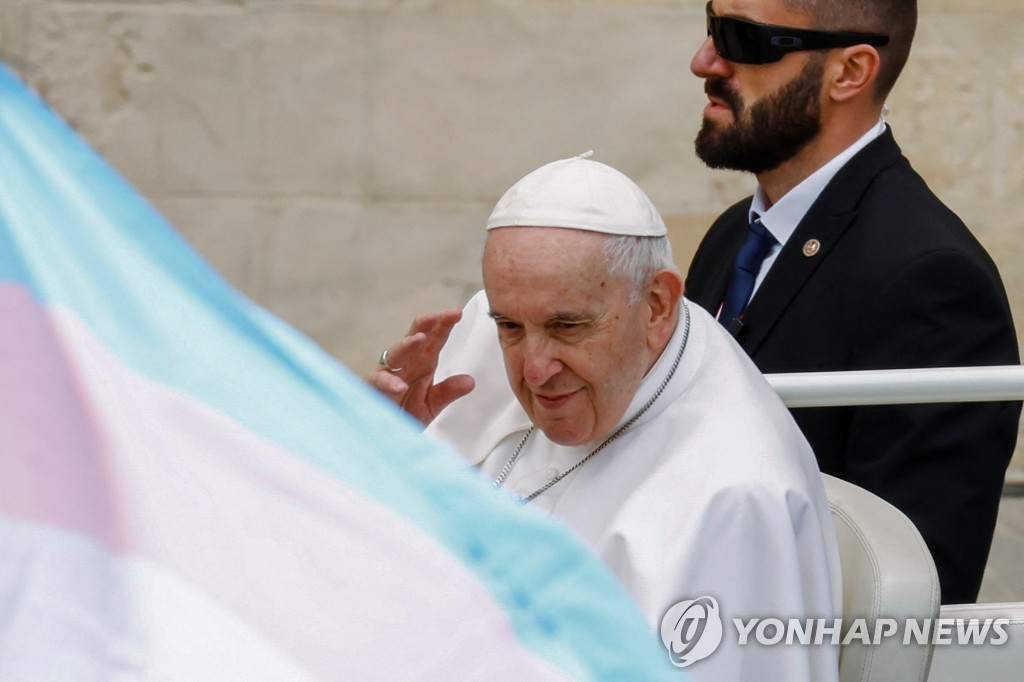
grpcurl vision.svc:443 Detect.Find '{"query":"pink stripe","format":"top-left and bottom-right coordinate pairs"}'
top-left (0, 285), bottom-right (127, 549)
top-left (0, 283), bottom-right (563, 680)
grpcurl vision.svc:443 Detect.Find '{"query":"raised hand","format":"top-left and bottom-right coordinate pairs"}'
top-left (364, 309), bottom-right (475, 425)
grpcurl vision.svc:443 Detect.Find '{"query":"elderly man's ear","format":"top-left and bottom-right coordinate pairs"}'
top-left (645, 269), bottom-right (684, 349)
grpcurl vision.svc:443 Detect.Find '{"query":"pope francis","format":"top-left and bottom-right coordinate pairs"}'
top-left (367, 154), bottom-right (841, 681)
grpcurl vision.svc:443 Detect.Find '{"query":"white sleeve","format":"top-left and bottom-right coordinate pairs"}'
top-left (639, 483), bottom-right (840, 682)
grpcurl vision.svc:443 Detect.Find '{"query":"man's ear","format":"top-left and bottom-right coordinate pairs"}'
top-left (646, 269), bottom-right (684, 349)
top-left (828, 45), bottom-right (881, 103)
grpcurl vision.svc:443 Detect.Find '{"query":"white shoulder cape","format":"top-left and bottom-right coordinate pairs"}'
top-left (427, 291), bottom-right (842, 682)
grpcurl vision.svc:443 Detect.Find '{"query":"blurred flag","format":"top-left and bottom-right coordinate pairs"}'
top-left (0, 63), bottom-right (676, 680)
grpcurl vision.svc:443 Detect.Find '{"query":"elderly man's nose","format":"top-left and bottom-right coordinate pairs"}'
top-left (522, 345), bottom-right (562, 387)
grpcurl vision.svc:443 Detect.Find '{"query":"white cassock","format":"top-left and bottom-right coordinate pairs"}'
top-left (426, 291), bottom-right (842, 682)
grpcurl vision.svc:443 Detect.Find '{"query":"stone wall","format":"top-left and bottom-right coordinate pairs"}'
top-left (2, 0), bottom-right (1023, 477)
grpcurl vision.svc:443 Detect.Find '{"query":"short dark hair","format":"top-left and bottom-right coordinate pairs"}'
top-left (783, 0), bottom-right (916, 100)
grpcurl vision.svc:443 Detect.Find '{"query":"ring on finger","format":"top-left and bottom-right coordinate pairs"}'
top-left (379, 348), bottom-right (403, 373)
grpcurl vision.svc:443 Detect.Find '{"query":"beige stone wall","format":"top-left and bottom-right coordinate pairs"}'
top-left (2, 0), bottom-right (1023, 477)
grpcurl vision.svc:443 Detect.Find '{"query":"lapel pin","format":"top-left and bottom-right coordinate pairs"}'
top-left (802, 239), bottom-right (821, 257)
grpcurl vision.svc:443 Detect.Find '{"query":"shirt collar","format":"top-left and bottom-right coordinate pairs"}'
top-left (750, 117), bottom-right (888, 247)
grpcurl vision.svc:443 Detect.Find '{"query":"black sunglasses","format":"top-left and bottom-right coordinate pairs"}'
top-left (705, 2), bottom-right (889, 65)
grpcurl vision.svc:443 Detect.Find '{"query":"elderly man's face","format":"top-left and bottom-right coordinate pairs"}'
top-left (482, 227), bottom-right (657, 446)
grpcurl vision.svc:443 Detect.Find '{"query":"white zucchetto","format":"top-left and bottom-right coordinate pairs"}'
top-left (486, 152), bottom-right (667, 237)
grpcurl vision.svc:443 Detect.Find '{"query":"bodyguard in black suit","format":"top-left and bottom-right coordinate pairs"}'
top-left (688, 0), bottom-right (1020, 603)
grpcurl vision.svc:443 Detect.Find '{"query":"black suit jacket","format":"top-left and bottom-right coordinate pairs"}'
top-left (685, 128), bottom-right (1021, 604)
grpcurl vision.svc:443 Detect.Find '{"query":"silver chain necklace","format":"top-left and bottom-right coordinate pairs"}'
top-left (493, 300), bottom-right (691, 503)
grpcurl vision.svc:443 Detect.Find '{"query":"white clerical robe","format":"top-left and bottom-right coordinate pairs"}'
top-left (426, 291), bottom-right (841, 682)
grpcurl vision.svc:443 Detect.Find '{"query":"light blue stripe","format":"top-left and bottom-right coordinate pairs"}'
top-left (0, 63), bottom-right (678, 679)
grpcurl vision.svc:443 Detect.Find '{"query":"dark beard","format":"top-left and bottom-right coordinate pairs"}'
top-left (695, 57), bottom-right (825, 175)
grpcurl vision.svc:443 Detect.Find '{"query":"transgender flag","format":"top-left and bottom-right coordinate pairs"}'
top-left (0, 63), bottom-right (676, 680)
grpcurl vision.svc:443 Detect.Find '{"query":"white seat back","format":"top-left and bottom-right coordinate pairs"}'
top-left (823, 474), bottom-right (940, 682)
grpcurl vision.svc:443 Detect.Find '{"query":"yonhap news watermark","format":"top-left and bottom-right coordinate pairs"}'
top-left (660, 596), bottom-right (1012, 668)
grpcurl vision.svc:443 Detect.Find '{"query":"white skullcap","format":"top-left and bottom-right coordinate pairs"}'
top-left (486, 152), bottom-right (667, 237)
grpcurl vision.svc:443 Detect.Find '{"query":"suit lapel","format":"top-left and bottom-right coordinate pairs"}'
top-left (738, 210), bottom-right (856, 352)
top-left (732, 128), bottom-right (906, 355)
top-left (703, 218), bottom-right (749, 313)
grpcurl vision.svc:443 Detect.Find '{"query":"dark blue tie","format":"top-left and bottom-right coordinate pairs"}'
top-left (719, 218), bottom-right (776, 326)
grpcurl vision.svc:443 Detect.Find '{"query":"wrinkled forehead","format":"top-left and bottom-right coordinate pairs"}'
top-left (479, 225), bottom-right (630, 294)
top-left (482, 225), bottom-right (612, 274)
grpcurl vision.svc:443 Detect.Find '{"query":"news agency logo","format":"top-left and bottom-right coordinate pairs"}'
top-left (659, 596), bottom-right (724, 667)
top-left (659, 596), bottom-right (1013, 669)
